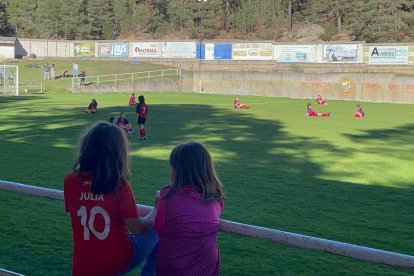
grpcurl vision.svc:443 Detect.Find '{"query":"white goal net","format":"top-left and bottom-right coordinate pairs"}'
top-left (0, 64), bottom-right (19, 96)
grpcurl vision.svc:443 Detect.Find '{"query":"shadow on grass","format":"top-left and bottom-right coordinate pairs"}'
top-left (0, 103), bottom-right (413, 275)
top-left (345, 123), bottom-right (414, 152)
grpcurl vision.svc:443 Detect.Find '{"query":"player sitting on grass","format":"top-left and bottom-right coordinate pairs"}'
top-left (354, 104), bottom-right (365, 118)
top-left (117, 112), bottom-right (136, 136)
top-left (129, 93), bottom-right (137, 106)
top-left (109, 117), bottom-right (117, 124)
top-left (85, 99), bottom-right (98, 114)
top-left (306, 103), bottom-right (330, 117)
top-left (233, 97), bottom-right (249, 109)
top-left (316, 94), bottom-right (328, 105)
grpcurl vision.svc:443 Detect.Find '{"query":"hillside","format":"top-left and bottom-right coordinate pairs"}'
top-left (1, 1), bottom-right (413, 43)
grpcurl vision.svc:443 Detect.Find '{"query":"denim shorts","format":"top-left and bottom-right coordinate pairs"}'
top-left (121, 228), bottom-right (159, 275)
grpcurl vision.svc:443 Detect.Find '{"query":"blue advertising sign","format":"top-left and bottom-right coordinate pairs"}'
top-left (98, 42), bottom-right (113, 57)
top-left (214, 44), bottom-right (232, 60)
top-left (113, 42), bottom-right (128, 57)
top-left (196, 43), bottom-right (205, 59)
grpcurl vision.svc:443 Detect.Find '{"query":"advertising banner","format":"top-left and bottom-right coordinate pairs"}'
top-left (74, 42), bottom-right (95, 57)
top-left (161, 42), bottom-right (196, 58)
top-left (113, 42), bottom-right (128, 57)
top-left (98, 43), bottom-right (113, 57)
top-left (196, 43), bottom-right (206, 59)
top-left (232, 42), bottom-right (273, 60)
top-left (205, 43), bottom-right (215, 60)
top-left (323, 44), bottom-right (358, 62)
top-left (368, 46), bottom-right (408, 64)
top-left (274, 45), bottom-right (316, 62)
top-left (131, 42), bottom-right (161, 58)
top-left (214, 44), bottom-right (232, 60)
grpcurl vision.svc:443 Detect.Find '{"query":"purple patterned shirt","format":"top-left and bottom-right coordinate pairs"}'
top-left (155, 186), bottom-right (224, 276)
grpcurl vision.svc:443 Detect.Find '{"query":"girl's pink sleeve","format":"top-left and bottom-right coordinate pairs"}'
top-left (155, 187), bottom-right (169, 235)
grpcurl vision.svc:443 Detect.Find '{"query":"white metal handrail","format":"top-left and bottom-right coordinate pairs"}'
top-left (0, 180), bottom-right (413, 270)
top-left (0, 268), bottom-right (25, 276)
top-left (71, 69), bottom-right (180, 90)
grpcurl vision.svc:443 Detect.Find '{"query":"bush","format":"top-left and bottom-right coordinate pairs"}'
top-left (319, 22), bottom-right (338, 41)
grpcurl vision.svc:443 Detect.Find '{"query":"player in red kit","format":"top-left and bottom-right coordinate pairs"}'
top-left (306, 103), bottom-right (330, 117)
top-left (233, 97), bottom-right (249, 109)
top-left (129, 93), bottom-right (137, 106)
top-left (316, 94), bottom-right (327, 105)
top-left (136, 95), bottom-right (148, 141)
top-left (85, 99), bottom-right (98, 114)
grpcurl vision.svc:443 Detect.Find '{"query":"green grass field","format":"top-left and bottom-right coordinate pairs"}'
top-left (0, 60), bottom-right (413, 275)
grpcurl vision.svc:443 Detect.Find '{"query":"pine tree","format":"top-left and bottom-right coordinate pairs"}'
top-left (0, 1), bottom-right (8, 34)
top-left (35, 0), bottom-right (63, 39)
top-left (59, 1), bottom-right (82, 40)
top-left (234, 0), bottom-right (256, 34)
top-left (307, 0), bottom-right (352, 32)
top-left (86, 0), bottom-right (116, 39)
top-left (112, 0), bottom-right (129, 37)
top-left (349, 0), bottom-right (413, 42)
top-left (7, 0), bottom-right (38, 37)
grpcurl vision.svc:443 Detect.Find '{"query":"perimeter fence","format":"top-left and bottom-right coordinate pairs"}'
top-left (1, 180), bottom-right (413, 272)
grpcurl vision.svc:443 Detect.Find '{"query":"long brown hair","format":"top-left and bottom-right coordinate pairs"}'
top-left (73, 122), bottom-right (130, 194)
top-left (165, 142), bottom-right (225, 202)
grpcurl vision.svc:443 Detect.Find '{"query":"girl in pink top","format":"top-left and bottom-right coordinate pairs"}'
top-left (155, 142), bottom-right (225, 276)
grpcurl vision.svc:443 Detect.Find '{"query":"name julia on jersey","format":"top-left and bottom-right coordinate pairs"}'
top-left (79, 180), bottom-right (104, 201)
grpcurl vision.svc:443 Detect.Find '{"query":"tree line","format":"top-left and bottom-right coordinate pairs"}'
top-left (1, 0), bottom-right (414, 43)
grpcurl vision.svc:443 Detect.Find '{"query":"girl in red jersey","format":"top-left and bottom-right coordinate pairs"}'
top-left (306, 103), bottom-right (330, 117)
top-left (233, 97), bottom-right (249, 109)
top-left (136, 95), bottom-right (148, 140)
top-left (155, 142), bottom-right (225, 276)
top-left (316, 94), bottom-right (327, 105)
top-left (129, 93), bottom-right (137, 106)
top-left (354, 104), bottom-right (365, 118)
top-left (64, 122), bottom-right (159, 276)
top-left (117, 112), bottom-right (136, 136)
top-left (85, 99), bottom-right (98, 114)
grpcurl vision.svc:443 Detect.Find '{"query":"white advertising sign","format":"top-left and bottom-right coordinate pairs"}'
top-left (131, 42), bottom-right (161, 58)
top-left (323, 44), bottom-right (358, 62)
top-left (205, 43), bottom-right (215, 60)
top-left (368, 46), bottom-right (408, 64)
top-left (274, 45), bottom-right (316, 63)
top-left (232, 43), bottom-right (273, 60)
top-left (161, 42), bottom-right (196, 58)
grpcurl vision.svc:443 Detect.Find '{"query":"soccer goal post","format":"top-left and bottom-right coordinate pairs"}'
top-left (0, 64), bottom-right (19, 96)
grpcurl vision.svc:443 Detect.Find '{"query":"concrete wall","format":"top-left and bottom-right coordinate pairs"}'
top-left (71, 70), bottom-right (414, 104)
top-left (16, 39), bottom-right (73, 58)
top-left (0, 45), bottom-right (14, 59)
top-left (191, 71), bottom-right (414, 104)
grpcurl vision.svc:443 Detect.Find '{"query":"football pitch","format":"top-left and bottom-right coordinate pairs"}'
top-left (0, 91), bottom-right (413, 275)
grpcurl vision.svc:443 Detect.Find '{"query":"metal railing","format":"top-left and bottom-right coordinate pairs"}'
top-left (19, 82), bottom-right (43, 94)
top-left (0, 268), bottom-right (24, 276)
top-left (0, 180), bottom-right (413, 270)
top-left (71, 69), bottom-right (181, 90)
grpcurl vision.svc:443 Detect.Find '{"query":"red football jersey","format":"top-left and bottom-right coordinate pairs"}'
top-left (136, 103), bottom-right (148, 118)
top-left (64, 172), bottom-right (139, 276)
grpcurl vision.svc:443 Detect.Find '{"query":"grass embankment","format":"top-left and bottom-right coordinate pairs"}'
top-left (4, 58), bottom-right (173, 92)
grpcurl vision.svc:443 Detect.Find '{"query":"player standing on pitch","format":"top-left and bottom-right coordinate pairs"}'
top-left (136, 95), bottom-right (148, 141)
